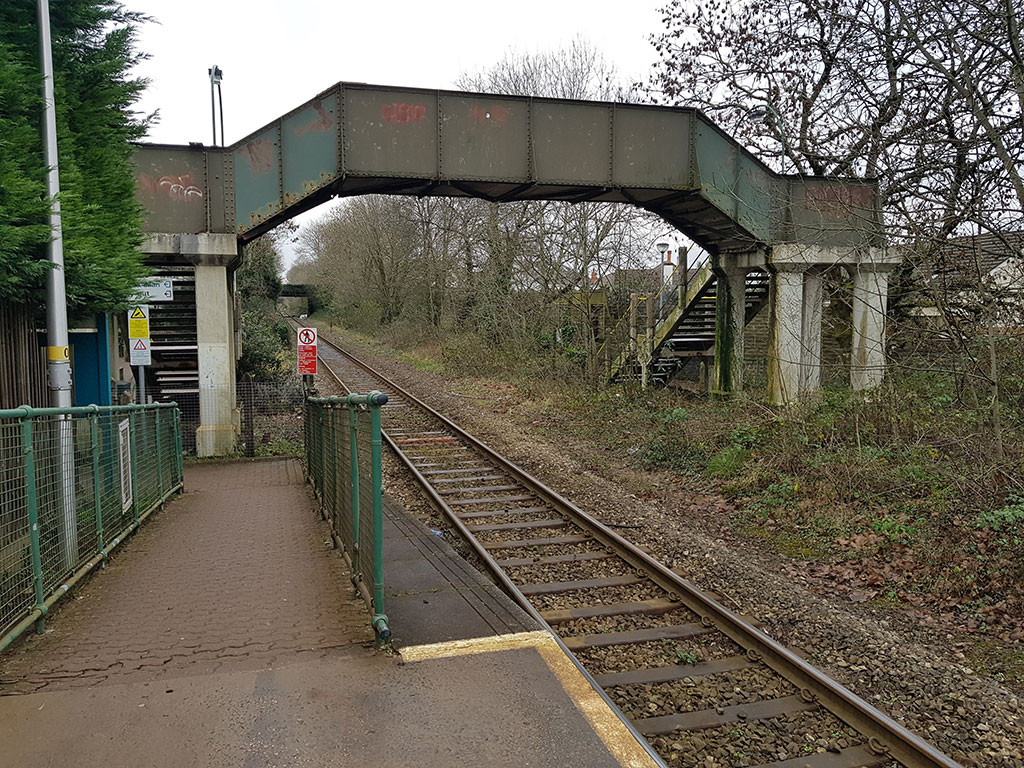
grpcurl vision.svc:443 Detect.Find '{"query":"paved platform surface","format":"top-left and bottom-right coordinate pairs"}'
top-left (0, 458), bottom-right (654, 768)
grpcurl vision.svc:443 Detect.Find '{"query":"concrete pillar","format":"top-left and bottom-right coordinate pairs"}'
top-left (196, 263), bottom-right (238, 456)
top-left (850, 264), bottom-right (890, 391)
top-left (800, 268), bottom-right (824, 395)
top-left (143, 233), bottom-right (240, 457)
top-left (713, 262), bottom-right (748, 395)
top-left (768, 265), bottom-right (806, 406)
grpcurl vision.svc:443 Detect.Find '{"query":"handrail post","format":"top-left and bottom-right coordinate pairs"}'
top-left (348, 403), bottom-right (361, 579)
top-left (129, 409), bottom-right (140, 525)
top-left (20, 412), bottom-right (47, 634)
top-left (319, 405), bottom-right (327, 513)
top-left (155, 407), bottom-right (165, 498)
top-left (90, 407), bottom-right (104, 554)
top-left (329, 402), bottom-right (338, 526)
top-left (173, 406), bottom-right (183, 488)
top-left (369, 394), bottom-right (389, 645)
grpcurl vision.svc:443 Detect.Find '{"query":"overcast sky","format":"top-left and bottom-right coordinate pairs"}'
top-left (128, 0), bottom-right (674, 267)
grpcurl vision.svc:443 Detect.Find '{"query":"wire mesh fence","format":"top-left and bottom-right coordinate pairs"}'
top-left (305, 392), bottom-right (390, 646)
top-left (0, 403), bottom-right (182, 651)
top-left (168, 377), bottom-right (306, 457)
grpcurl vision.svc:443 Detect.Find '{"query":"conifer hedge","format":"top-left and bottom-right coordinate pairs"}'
top-left (0, 1), bottom-right (149, 312)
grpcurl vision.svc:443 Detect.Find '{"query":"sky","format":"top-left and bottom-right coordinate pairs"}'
top-left (128, 0), bottom-right (675, 267)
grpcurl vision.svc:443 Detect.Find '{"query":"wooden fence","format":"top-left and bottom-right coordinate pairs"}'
top-left (0, 303), bottom-right (47, 410)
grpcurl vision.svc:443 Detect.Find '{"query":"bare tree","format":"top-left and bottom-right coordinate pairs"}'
top-left (648, 0), bottom-right (1023, 453)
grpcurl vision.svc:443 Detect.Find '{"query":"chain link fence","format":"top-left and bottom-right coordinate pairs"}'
top-left (1, 403), bottom-right (182, 651)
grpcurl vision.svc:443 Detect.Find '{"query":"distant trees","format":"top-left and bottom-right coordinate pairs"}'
top-left (0, 1), bottom-right (150, 311)
top-left (237, 233), bottom-right (290, 381)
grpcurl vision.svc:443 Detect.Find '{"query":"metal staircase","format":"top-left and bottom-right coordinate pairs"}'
top-left (605, 264), bottom-right (771, 386)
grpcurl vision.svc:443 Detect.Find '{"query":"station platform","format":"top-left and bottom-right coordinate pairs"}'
top-left (0, 458), bottom-right (657, 768)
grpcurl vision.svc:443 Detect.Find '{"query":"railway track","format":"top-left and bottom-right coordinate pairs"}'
top-left (309, 328), bottom-right (960, 768)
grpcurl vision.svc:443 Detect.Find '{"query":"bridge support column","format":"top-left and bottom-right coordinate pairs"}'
top-left (196, 259), bottom-right (239, 457)
top-left (142, 233), bottom-right (240, 457)
top-left (768, 264), bottom-right (808, 406)
top-left (800, 267), bottom-right (825, 396)
top-left (713, 262), bottom-right (749, 395)
top-left (850, 252), bottom-right (894, 391)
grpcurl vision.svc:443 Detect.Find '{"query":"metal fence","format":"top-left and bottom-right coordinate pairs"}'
top-left (169, 377), bottom-right (306, 457)
top-left (305, 392), bottom-right (390, 645)
top-left (0, 403), bottom-right (183, 652)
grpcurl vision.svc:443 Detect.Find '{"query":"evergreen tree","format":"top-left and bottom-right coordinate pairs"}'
top-left (0, 1), bottom-right (149, 311)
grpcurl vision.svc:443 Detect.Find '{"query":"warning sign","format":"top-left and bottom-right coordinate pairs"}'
top-left (130, 337), bottom-right (151, 366)
top-left (127, 305), bottom-right (150, 339)
top-left (297, 327), bottom-right (317, 375)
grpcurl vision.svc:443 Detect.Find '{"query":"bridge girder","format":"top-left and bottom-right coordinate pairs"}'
top-left (133, 81), bottom-right (881, 255)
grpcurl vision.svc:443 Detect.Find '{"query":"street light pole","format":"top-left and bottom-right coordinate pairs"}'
top-left (209, 65), bottom-right (223, 145)
top-left (38, 0), bottom-right (71, 405)
top-left (746, 103), bottom-right (793, 173)
top-left (37, 0), bottom-right (77, 570)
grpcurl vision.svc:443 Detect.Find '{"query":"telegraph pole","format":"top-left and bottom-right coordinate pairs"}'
top-left (38, 0), bottom-right (71, 404)
top-left (38, 0), bottom-right (77, 569)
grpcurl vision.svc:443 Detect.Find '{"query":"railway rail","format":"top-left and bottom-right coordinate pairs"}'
top-left (309, 327), bottom-right (960, 768)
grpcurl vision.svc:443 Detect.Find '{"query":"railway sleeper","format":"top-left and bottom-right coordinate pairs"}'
top-left (498, 550), bottom-right (613, 567)
top-left (519, 574), bottom-right (645, 596)
top-left (758, 743), bottom-right (890, 768)
top-left (561, 621), bottom-right (710, 650)
top-left (449, 494), bottom-right (536, 507)
top-left (480, 535), bottom-right (592, 550)
top-left (457, 506), bottom-right (550, 520)
top-left (541, 596), bottom-right (680, 623)
top-left (438, 484), bottom-right (521, 495)
top-left (592, 655), bottom-right (752, 688)
top-left (466, 518), bottom-right (566, 532)
top-left (431, 474), bottom-right (506, 484)
top-left (420, 466), bottom-right (494, 476)
top-left (634, 694), bottom-right (818, 734)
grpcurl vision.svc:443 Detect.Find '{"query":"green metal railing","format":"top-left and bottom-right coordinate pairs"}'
top-left (304, 392), bottom-right (390, 645)
top-left (0, 402), bottom-right (183, 652)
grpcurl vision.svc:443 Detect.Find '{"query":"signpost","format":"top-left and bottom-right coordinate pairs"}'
top-left (130, 337), bottom-right (151, 366)
top-left (134, 278), bottom-right (174, 303)
top-left (297, 327), bottom-right (317, 392)
top-left (297, 327), bottom-right (317, 375)
top-left (127, 305), bottom-right (151, 403)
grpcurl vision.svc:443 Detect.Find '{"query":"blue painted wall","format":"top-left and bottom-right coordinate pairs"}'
top-left (70, 315), bottom-right (112, 406)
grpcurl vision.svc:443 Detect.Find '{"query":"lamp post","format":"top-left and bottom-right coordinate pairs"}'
top-left (209, 65), bottom-right (224, 146)
top-left (745, 103), bottom-right (793, 173)
top-left (37, 0), bottom-right (77, 571)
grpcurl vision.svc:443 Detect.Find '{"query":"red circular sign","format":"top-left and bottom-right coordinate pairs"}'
top-left (298, 329), bottom-right (316, 345)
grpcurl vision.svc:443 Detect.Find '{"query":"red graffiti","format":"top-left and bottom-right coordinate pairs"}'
top-left (470, 104), bottom-right (510, 124)
top-left (137, 172), bottom-right (203, 202)
top-left (294, 100), bottom-right (333, 135)
top-left (805, 185), bottom-right (873, 216)
top-left (242, 139), bottom-right (275, 174)
top-left (381, 102), bottom-right (427, 124)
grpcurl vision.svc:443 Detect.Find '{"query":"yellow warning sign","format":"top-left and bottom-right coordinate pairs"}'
top-left (127, 305), bottom-right (149, 338)
top-left (47, 345), bottom-right (69, 361)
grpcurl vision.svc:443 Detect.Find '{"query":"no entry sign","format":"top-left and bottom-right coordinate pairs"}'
top-left (297, 327), bottom-right (317, 375)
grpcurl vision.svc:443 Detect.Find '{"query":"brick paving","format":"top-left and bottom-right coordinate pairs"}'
top-left (0, 458), bottom-right (373, 694)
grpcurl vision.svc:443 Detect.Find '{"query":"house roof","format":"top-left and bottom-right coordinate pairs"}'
top-left (918, 232), bottom-right (1024, 290)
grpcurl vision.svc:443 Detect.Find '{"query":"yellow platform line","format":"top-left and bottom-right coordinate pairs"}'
top-left (399, 631), bottom-right (660, 768)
